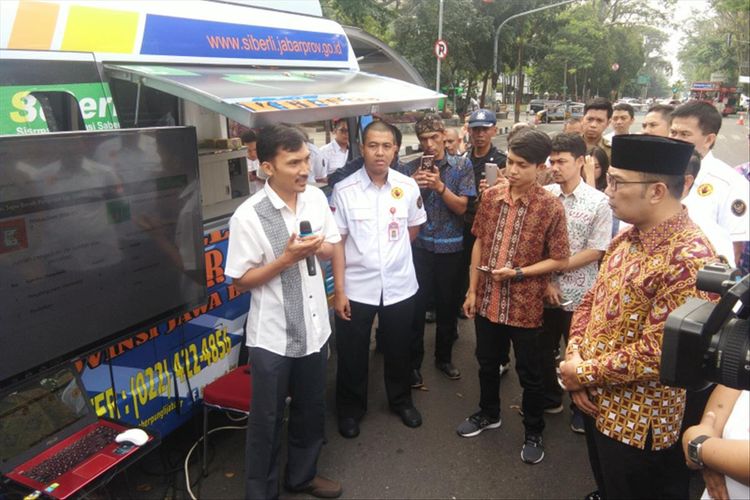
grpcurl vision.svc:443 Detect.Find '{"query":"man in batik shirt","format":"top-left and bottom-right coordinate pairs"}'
top-left (559, 134), bottom-right (717, 499)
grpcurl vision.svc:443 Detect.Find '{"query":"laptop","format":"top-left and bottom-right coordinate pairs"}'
top-left (0, 363), bottom-right (154, 499)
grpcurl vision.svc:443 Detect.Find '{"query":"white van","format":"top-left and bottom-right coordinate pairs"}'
top-left (0, 0), bottom-right (441, 436)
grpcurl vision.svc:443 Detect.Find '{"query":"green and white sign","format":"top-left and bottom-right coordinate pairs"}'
top-left (1, 82), bottom-right (120, 136)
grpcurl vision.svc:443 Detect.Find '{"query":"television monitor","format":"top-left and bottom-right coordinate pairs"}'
top-left (0, 127), bottom-right (206, 384)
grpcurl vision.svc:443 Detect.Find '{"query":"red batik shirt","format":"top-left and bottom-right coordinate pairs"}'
top-left (472, 183), bottom-right (570, 328)
top-left (567, 208), bottom-right (717, 450)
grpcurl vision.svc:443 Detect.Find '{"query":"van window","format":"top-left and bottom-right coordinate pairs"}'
top-left (109, 79), bottom-right (178, 128)
top-left (29, 91), bottom-right (85, 132)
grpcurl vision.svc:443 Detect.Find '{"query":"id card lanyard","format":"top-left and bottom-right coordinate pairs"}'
top-left (388, 206), bottom-right (399, 241)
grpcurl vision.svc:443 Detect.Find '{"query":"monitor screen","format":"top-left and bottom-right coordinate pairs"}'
top-left (0, 127), bottom-right (206, 383)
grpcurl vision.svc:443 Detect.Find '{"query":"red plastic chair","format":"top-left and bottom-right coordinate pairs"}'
top-left (202, 365), bottom-right (252, 476)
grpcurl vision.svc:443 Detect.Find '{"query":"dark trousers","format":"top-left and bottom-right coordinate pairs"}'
top-left (462, 228), bottom-right (510, 365)
top-left (411, 247), bottom-right (463, 368)
top-left (475, 315), bottom-right (545, 435)
top-left (336, 295), bottom-right (415, 419)
top-left (583, 414), bottom-right (688, 499)
top-left (245, 345), bottom-right (327, 500)
top-left (540, 307), bottom-right (573, 408)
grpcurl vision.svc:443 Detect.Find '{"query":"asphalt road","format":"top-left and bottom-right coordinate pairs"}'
top-left (107, 319), bottom-right (706, 500)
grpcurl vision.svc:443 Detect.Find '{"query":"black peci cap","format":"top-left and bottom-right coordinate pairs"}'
top-left (611, 134), bottom-right (694, 175)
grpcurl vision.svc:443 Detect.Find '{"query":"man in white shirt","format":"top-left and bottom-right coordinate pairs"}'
top-left (225, 125), bottom-right (342, 500)
top-left (319, 119), bottom-right (349, 181)
top-left (684, 151), bottom-right (735, 263)
top-left (541, 133), bottom-right (612, 434)
top-left (670, 101), bottom-right (749, 267)
top-left (331, 120), bottom-right (427, 438)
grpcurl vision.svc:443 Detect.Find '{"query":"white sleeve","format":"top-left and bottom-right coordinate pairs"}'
top-left (587, 199), bottom-right (613, 251)
top-left (406, 179), bottom-right (427, 227)
top-left (224, 213), bottom-right (265, 279)
top-left (308, 143), bottom-right (326, 180)
top-left (331, 184), bottom-right (349, 235)
top-left (316, 189), bottom-right (341, 244)
top-left (720, 176), bottom-right (750, 241)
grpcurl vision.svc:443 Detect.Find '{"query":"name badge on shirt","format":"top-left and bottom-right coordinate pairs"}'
top-left (388, 221), bottom-right (399, 241)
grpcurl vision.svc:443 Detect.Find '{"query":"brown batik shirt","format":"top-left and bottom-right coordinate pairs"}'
top-left (472, 183), bottom-right (570, 329)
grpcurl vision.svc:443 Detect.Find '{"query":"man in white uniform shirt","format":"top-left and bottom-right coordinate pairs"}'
top-left (331, 120), bottom-right (427, 439)
top-left (670, 101), bottom-right (749, 267)
top-left (225, 125), bottom-right (342, 500)
top-left (319, 119), bottom-right (349, 181)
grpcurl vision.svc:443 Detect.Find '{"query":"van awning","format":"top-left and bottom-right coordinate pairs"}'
top-left (104, 64), bottom-right (443, 127)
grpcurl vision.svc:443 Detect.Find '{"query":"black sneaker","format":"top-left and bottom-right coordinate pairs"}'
top-left (456, 411), bottom-right (501, 437)
top-left (521, 434), bottom-right (545, 464)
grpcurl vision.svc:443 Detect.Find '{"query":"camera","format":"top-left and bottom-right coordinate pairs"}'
top-left (660, 263), bottom-right (749, 391)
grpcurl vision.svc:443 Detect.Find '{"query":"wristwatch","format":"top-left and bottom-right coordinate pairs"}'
top-left (512, 266), bottom-right (524, 282)
top-left (687, 435), bottom-right (711, 468)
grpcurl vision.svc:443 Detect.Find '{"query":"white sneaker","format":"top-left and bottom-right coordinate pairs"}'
top-left (499, 363), bottom-right (510, 377)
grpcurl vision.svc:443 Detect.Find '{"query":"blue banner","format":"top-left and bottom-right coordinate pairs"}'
top-left (141, 14), bottom-right (348, 62)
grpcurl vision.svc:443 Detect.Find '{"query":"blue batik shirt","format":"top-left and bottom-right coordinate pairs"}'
top-left (402, 154), bottom-right (476, 253)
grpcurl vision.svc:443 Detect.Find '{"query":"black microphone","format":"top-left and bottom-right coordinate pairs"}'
top-left (299, 220), bottom-right (316, 276)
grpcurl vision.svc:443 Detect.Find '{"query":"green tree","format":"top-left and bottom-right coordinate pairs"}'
top-left (320, 0), bottom-right (396, 40)
top-left (678, 0), bottom-right (749, 86)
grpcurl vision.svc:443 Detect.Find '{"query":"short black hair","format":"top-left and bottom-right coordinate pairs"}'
top-left (584, 97), bottom-right (613, 119)
top-left (551, 133), bottom-right (586, 158)
top-left (641, 172), bottom-right (685, 199)
top-left (671, 100), bottom-right (722, 136)
top-left (685, 150), bottom-right (702, 178)
top-left (564, 117), bottom-right (582, 126)
top-left (508, 129), bottom-right (552, 165)
top-left (241, 130), bottom-right (257, 144)
top-left (362, 120), bottom-right (396, 144)
top-left (647, 103), bottom-right (674, 120)
top-left (257, 124), bottom-right (306, 163)
top-left (332, 118), bottom-right (347, 130)
top-left (613, 103), bottom-right (634, 118)
top-left (391, 124), bottom-right (402, 148)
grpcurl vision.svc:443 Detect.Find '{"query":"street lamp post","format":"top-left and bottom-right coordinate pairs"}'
top-left (435, 0), bottom-right (444, 94)
top-left (492, 0), bottom-right (580, 121)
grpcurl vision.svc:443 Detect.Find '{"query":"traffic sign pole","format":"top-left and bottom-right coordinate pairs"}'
top-left (435, 0), bottom-right (444, 94)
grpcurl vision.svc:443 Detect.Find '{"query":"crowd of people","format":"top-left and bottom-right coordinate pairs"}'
top-left (225, 98), bottom-right (749, 500)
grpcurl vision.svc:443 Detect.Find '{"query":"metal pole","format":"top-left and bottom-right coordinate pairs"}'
top-left (493, 0), bottom-right (579, 75)
top-left (436, 0), bottom-right (444, 93)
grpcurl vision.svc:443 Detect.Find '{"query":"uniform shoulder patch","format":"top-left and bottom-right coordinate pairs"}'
top-left (697, 183), bottom-right (713, 197)
top-left (417, 196), bottom-right (423, 209)
top-left (731, 199), bottom-right (746, 216)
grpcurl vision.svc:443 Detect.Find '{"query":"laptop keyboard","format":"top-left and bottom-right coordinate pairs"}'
top-left (22, 426), bottom-right (120, 484)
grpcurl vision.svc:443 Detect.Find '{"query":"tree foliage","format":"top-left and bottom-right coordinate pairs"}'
top-left (322, 0), bottom-right (685, 110)
top-left (678, 0), bottom-right (749, 86)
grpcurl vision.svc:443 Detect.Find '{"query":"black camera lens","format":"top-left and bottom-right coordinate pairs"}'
top-left (706, 318), bottom-right (750, 390)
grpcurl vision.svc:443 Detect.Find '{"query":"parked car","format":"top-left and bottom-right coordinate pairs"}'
top-left (616, 97), bottom-right (648, 112)
top-left (535, 102), bottom-right (584, 124)
top-left (528, 99), bottom-right (546, 113)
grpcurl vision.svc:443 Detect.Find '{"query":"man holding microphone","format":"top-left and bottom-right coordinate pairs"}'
top-left (225, 125), bottom-right (342, 499)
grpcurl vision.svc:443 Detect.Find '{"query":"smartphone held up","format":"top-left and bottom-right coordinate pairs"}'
top-left (420, 154), bottom-right (436, 172)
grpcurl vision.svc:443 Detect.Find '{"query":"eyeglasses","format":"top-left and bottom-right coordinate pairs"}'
top-left (605, 173), bottom-right (659, 191)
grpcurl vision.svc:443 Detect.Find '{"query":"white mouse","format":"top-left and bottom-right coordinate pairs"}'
top-left (115, 428), bottom-right (149, 446)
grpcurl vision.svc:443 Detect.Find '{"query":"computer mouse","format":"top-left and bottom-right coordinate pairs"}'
top-left (115, 428), bottom-right (149, 446)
